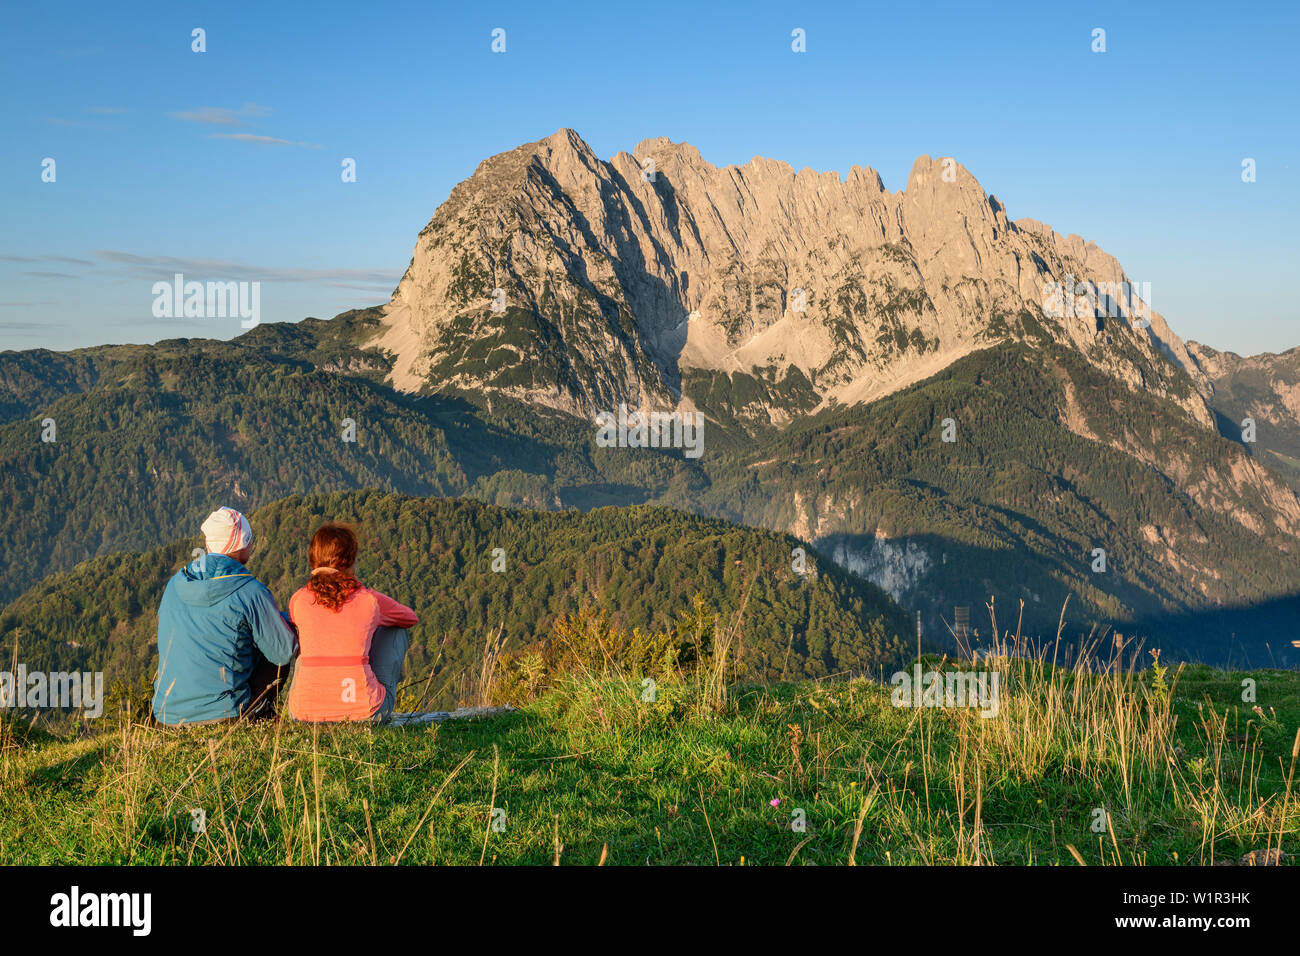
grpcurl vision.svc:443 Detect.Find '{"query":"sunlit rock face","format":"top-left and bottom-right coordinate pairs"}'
top-left (370, 129), bottom-right (1205, 427)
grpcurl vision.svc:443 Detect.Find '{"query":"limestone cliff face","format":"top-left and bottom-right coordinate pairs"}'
top-left (370, 128), bottom-right (1209, 425)
top-left (1188, 341), bottom-right (1300, 498)
top-left (1189, 343), bottom-right (1300, 428)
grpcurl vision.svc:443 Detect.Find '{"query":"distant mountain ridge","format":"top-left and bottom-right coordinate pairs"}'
top-left (3, 132), bottom-right (1300, 668)
top-left (3, 324), bottom-right (1297, 666)
top-left (1189, 342), bottom-right (1300, 491)
top-left (370, 128), bottom-right (1206, 428)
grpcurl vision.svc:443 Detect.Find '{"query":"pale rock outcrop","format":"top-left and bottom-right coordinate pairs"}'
top-left (370, 129), bottom-right (1210, 426)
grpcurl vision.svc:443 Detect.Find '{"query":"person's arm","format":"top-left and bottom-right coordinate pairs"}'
top-left (372, 589), bottom-right (418, 629)
top-left (246, 583), bottom-right (298, 666)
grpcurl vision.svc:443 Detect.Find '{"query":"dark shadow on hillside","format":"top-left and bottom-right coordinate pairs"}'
top-left (1209, 405), bottom-right (1250, 452)
top-left (1125, 595), bottom-right (1300, 670)
top-left (811, 529), bottom-right (1300, 670)
top-left (524, 162), bottom-right (689, 408)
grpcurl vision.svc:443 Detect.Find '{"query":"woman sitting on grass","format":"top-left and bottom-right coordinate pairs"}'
top-left (286, 523), bottom-right (417, 724)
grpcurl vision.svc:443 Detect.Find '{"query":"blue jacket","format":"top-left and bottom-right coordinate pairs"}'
top-left (152, 553), bottom-right (297, 725)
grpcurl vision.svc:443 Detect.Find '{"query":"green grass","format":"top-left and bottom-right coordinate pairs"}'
top-left (2, 659), bottom-right (1297, 866)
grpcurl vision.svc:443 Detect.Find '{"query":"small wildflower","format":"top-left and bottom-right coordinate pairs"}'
top-left (770, 798), bottom-right (781, 807)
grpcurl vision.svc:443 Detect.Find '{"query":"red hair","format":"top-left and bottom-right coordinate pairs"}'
top-left (306, 523), bottom-right (364, 611)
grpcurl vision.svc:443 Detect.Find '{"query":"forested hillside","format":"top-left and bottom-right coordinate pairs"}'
top-left (0, 491), bottom-right (911, 721)
top-left (0, 310), bottom-right (609, 602)
top-left (4, 310), bottom-right (1299, 666)
top-left (676, 342), bottom-right (1300, 663)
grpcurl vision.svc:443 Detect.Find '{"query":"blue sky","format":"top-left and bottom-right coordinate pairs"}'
top-left (2, 0), bottom-right (1297, 355)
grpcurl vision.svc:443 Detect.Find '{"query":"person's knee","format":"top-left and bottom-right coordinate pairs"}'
top-left (370, 627), bottom-right (409, 689)
top-left (373, 626), bottom-right (409, 647)
top-left (374, 627), bottom-right (408, 659)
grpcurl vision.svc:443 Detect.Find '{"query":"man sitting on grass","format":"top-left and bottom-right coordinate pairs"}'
top-left (152, 507), bottom-right (297, 726)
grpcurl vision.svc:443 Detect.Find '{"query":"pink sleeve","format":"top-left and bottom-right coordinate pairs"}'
top-left (372, 589), bottom-right (418, 628)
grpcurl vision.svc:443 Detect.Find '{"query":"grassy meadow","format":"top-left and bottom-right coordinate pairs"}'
top-left (2, 634), bottom-right (1297, 866)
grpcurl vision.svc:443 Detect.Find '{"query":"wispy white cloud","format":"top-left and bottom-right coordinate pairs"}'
top-left (0, 320), bottom-right (63, 330)
top-left (210, 132), bottom-right (322, 149)
top-left (323, 281), bottom-right (401, 292)
top-left (169, 103), bottom-right (272, 127)
top-left (44, 111), bottom-right (126, 128)
top-left (3, 250), bottom-right (398, 292)
top-left (168, 103), bottom-right (321, 149)
top-left (91, 250), bottom-right (401, 287)
top-left (0, 255), bottom-right (96, 266)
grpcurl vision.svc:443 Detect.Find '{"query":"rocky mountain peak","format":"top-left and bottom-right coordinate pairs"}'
top-left (369, 129), bottom-right (1211, 429)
